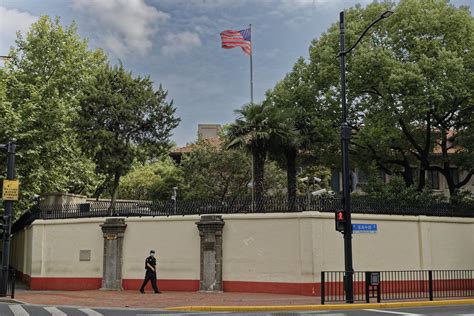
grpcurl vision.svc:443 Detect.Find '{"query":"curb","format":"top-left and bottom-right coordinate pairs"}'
top-left (0, 298), bottom-right (26, 304)
top-left (164, 298), bottom-right (474, 312)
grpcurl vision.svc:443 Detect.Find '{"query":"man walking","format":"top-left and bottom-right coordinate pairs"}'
top-left (139, 250), bottom-right (161, 294)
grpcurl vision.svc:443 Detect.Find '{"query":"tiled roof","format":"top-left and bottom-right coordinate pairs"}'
top-left (171, 137), bottom-right (223, 154)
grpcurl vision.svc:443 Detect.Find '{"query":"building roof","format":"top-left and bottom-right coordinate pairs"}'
top-left (171, 136), bottom-right (224, 155)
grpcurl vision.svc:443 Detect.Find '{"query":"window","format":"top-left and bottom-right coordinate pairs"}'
top-left (378, 170), bottom-right (386, 183)
top-left (449, 168), bottom-right (459, 186)
top-left (357, 169), bottom-right (368, 185)
top-left (428, 170), bottom-right (440, 190)
top-left (331, 169), bottom-right (340, 192)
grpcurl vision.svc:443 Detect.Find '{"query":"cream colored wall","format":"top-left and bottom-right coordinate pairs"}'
top-left (28, 219), bottom-right (104, 277)
top-left (10, 212), bottom-right (474, 284)
top-left (421, 218), bottom-right (474, 269)
top-left (221, 214), bottom-right (303, 283)
top-left (122, 216), bottom-right (200, 280)
top-left (220, 213), bottom-right (473, 283)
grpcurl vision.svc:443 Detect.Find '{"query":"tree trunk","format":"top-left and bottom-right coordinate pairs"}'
top-left (252, 146), bottom-right (266, 212)
top-left (108, 170), bottom-right (121, 215)
top-left (93, 175), bottom-right (112, 200)
top-left (285, 147), bottom-right (297, 211)
top-left (417, 166), bottom-right (426, 191)
top-left (401, 155), bottom-right (414, 187)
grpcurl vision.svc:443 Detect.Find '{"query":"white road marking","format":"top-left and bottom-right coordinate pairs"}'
top-left (44, 306), bottom-right (67, 316)
top-left (364, 309), bottom-right (422, 315)
top-left (8, 305), bottom-right (29, 316)
top-left (79, 308), bottom-right (103, 316)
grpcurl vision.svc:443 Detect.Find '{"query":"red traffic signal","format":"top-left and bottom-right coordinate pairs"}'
top-left (335, 210), bottom-right (346, 232)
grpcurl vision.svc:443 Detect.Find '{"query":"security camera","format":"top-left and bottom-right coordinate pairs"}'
top-left (313, 177), bottom-right (322, 183)
top-left (311, 188), bottom-right (327, 196)
top-left (299, 177), bottom-right (309, 182)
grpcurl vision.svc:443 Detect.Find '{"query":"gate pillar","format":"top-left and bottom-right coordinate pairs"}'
top-left (100, 218), bottom-right (127, 290)
top-left (196, 215), bottom-right (225, 292)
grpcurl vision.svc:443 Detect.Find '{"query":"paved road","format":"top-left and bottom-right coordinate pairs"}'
top-left (0, 303), bottom-right (473, 315)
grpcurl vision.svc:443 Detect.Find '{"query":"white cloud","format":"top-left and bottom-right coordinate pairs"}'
top-left (72, 0), bottom-right (169, 57)
top-left (0, 7), bottom-right (38, 54)
top-left (162, 31), bottom-right (201, 56)
top-left (263, 48), bottom-right (281, 59)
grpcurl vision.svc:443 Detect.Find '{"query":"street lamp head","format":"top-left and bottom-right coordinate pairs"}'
top-left (381, 10), bottom-right (394, 19)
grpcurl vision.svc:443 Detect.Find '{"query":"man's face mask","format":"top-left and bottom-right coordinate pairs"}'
top-left (150, 253), bottom-right (155, 257)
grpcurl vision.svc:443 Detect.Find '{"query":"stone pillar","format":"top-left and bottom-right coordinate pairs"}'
top-left (100, 218), bottom-right (127, 290)
top-left (196, 215), bottom-right (225, 292)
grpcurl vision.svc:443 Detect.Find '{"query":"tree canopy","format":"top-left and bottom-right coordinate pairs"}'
top-left (76, 63), bottom-right (180, 208)
top-left (0, 16), bottom-right (106, 213)
top-left (305, 0), bottom-right (474, 197)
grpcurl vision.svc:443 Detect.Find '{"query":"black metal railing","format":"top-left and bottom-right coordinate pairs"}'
top-left (11, 195), bottom-right (473, 234)
top-left (320, 271), bottom-right (368, 303)
top-left (321, 270), bottom-right (474, 304)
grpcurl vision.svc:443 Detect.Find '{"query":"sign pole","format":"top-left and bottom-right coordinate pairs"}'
top-left (0, 140), bottom-right (16, 296)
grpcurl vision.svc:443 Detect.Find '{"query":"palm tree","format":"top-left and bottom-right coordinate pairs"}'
top-left (226, 102), bottom-right (293, 211)
top-left (266, 58), bottom-right (317, 209)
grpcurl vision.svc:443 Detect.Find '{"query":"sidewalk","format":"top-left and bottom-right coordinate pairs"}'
top-left (14, 290), bottom-right (323, 309)
top-left (12, 288), bottom-right (474, 312)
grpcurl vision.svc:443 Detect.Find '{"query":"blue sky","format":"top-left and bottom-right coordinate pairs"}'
top-left (1, 0), bottom-right (471, 146)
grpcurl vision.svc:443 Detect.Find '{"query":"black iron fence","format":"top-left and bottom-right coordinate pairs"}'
top-left (321, 270), bottom-right (474, 304)
top-left (11, 195), bottom-right (473, 234)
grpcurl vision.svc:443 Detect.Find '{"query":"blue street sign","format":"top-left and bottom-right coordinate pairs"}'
top-left (352, 223), bottom-right (377, 233)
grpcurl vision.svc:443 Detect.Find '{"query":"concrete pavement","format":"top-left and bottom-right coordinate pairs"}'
top-left (0, 302), bottom-right (473, 315)
top-left (7, 288), bottom-right (474, 313)
top-left (13, 290), bottom-right (323, 309)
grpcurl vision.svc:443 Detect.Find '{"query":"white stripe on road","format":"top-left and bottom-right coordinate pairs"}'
top-left (8, 305), bottom-right (29, 316)
top-left (44, 306), bottom-right (67, 316)
top-left (364, 309), bottom-right (422, 315)
top-left (79, 308), bottom-right (103, 316)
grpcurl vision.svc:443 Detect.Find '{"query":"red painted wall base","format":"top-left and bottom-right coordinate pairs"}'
top-left (31, 277), bottom-right (102, 290)
top-left (14, 270), bottom-right (474, 297)
top-left (122, 279), bottom-right (199, 291)
top-left (224, 281), bottom-right (321, 296)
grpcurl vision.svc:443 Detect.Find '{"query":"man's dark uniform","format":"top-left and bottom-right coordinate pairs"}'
top-left (139, 253), bottom-right (161, 293)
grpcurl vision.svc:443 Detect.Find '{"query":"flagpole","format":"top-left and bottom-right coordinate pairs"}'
top-left (250, 24), bottom-right (254, 104)
top-left (249, 23), bottom-right (255, 211)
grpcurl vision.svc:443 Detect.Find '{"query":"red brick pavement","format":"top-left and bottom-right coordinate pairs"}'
top-left (15, 290), bottom-right (322, 309)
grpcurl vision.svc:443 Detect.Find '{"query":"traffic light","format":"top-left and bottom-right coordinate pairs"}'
top-left (335, 210), bottom-right (346, 232)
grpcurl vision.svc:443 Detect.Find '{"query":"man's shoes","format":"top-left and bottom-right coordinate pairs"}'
top-left (154, 291), bottom-right (162, 294)
top-left (140, 290), bottom-right (145, 294)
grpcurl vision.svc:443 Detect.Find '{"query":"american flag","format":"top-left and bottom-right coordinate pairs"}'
top-left (220, 28), bottom-right (251, 56)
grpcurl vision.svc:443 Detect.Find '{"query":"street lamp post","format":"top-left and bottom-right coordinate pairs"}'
top-left (338, 10), bottom-right (393, 303)
top-left (0, 140), bottom-right (17, 296)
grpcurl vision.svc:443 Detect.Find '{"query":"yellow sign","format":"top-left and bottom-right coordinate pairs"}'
top-left (2, 180), bottom-right (19, 201)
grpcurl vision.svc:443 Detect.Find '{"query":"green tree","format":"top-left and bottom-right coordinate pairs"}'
top-left (0, 16), bottom-right (106, 213)
top-left (266, 57), bottom-right (336, 206)
top-left (119, 158), bottom-right (183, 201)
top-left (180, 139), bottom-right (251, 200)
top-left (180, 138), bottom-right (286, 201)
top-left (76, 63), bottom-right (180, 210)
top-left (307, 0), bottom-right (474, 197)
top-left (225, 103), bottom-right (293, 209)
